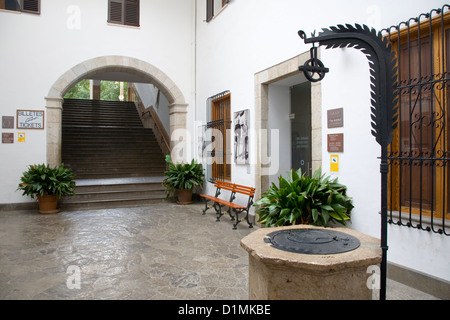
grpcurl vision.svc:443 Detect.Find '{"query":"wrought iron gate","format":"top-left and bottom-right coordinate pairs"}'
top-left (383, 5), bottom-right (450, 235)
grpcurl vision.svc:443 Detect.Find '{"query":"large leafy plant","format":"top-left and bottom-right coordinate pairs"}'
top-left (162, 155), bottom-right (205, 198)
top-left (254, 168), bottom-right (353, 227)
top-left (18, 163), bottom-right (76, 199)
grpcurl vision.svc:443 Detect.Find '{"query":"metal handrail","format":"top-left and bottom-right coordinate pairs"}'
top-left (143, 107), bottom-right (171, 153)
top-left (131, 84), bottom-right (171, 153)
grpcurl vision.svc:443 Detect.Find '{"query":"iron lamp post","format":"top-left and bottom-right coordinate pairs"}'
top-left (298, 24), bottom-right (399, 300)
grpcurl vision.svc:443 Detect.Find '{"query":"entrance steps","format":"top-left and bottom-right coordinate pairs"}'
top-left (60, 99), bottom-right (167, 210)
top-left (61, 177), bottom-right (167, 210)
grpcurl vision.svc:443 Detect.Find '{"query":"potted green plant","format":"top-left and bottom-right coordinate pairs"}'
top-left (162, 155), bottom-right (205, 204)
top-left (17, 163), bottom-right (76, 214)
top-left (254, 167), bottom-right (353, 227)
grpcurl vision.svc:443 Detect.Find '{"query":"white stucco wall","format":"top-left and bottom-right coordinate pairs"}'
top-left (134, 82), bottom-right (171, 132)
top-left (0, 0), bottom-right (194, 204)
top-left (0, 0), bottom-right (448, 282)
top-left (194, 0), bottom-right (449, 282)
top-left (268, 84), bottom-right (291, 186)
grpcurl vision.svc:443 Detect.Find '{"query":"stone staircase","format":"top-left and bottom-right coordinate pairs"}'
top-left (60, 99), bottom-right (167, 210)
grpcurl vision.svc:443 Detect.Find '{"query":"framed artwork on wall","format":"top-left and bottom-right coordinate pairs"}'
top-left (234, 109), bottom-right (249, 164)
top-left (198, 125), bottom-right (207, 158)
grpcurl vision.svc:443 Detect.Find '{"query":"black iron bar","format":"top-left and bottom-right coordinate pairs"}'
top-left (430, 9), bottom-right (437, 232)
top-left (297, 5), bottom-right (450, 301)
top-left (441, 9), bottom-right (449, 236)
top-left (380, 157), bottom-right (389, 301)
top-left (383, 4), bottom-right (450, 237)
top-left (418, 14), bottom-right (426, 232)
top-left (298, 24), bottom-right (398, 300)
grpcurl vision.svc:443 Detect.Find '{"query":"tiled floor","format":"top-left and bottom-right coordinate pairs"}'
top-left (0, 202), bottom-right (440, 300)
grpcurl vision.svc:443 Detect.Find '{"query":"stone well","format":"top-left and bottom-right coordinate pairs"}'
top-left (240, 225), bottom-right (382, 300)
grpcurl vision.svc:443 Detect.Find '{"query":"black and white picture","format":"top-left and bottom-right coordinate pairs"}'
top-left (198, 125), bottom-right (207, 158)
top-left (234, 109), bottom-right (249, 164)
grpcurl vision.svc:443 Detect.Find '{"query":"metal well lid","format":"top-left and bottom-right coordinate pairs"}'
top-left (264, 228), bottom-right (361, 255)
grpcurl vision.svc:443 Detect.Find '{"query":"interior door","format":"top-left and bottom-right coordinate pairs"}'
top-left (291, 83), bottom-right (312, 176)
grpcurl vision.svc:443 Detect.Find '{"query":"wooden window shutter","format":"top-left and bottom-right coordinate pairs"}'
top-left (21, 0), bottom-right (40, 14)
top-left (108, 0), bottom-right (139, 27)
top-left (108, 0), bottom-right (124, 24)
top-left (124, 0), bottom-right (139, 27)
top-left (206, 0), bottom-right (213, 22)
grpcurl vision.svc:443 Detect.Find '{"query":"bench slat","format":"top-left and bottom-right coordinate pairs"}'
top-left (214, 181), bottom-right (255, 196)
top-left (214, 198), bottom-right (246, 210)
top-left (200, 194), bottom-right (218, 201)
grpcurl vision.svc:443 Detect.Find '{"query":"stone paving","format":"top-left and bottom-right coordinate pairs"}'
top-left (0, 202), bottom-right (255, 300)
top-left (0, 202), bottom-right (441, 300)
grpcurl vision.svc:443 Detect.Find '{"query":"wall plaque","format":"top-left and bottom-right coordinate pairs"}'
top-left (18, 132), bottom-right (25, 142)
top-left (2, 133), bottom-right (14, 144)
top-left (17, 110), bottom-right (44, 129)
top-left (327, 108), bottom-right (344, 128)
top-left (328, 133), bottom-right (344, 153)
top-left (330, 154), bottom-right (339, 172)
top-left (2, 116), bottom-right (14, 129)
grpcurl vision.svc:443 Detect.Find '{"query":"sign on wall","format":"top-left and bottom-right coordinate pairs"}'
top-left (327, 133), bottom-right (344, 153)
top-left (2, 116), bottom-right (14, 129)
top-left (327, 108), bottom-right (344, 128)
top-left (18, 132), bottom-right (25, 143)
top-left (2, 133), bottom-right (14, 144)
top-left (330, 154), bottom-right (339, 172)
top-left (17, 110), bottom-right (45, 129)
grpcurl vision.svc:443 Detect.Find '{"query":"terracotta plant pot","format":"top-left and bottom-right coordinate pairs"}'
top-left (177, 189), bottom-right (193, 205)
top-left (37, 195), bottom-right (60, 214)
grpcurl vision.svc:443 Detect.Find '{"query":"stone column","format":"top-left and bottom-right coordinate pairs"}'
top-left (92, 79), bottom-right (101, 100)
top-left (168, 103), bottom-right (188, 163)
top-left (311, 80), bottom-right (322, 173)
top-left (45, 97), bottom-right (64, 167)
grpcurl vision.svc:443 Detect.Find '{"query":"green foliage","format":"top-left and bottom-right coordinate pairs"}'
top-left (64, 79), bottom-right (90, 99)
top-left (254, 168), bottom-right (354, 228)
top-left (162, 155), bottom-right (205, 199)
top-left (101, 81), bottom-right (128, 101)
top-left (18, 164), bottom-right (76, 199)
top-left (64, 80), bottom-right (128, 101)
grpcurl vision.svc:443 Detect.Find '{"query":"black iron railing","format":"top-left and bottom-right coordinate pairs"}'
top-left (383, 4), bottom-right (450, 236)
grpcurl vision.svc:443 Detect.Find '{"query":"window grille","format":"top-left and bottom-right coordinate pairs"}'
top-left (383, 4), bottom-right (450, 235)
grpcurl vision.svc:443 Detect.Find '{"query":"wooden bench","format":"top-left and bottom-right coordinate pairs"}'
top-left (200, 180), bottom-right (255, 229)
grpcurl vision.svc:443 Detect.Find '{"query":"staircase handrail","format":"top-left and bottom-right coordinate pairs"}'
top-left (143, 106), bottom-right (170, 152)
top-left (131, 84), bottom-right (171, 153)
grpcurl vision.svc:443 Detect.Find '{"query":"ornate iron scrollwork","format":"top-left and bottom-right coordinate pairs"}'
top-left (298, 24), bottom-right (398, 147)
top-left (297, 24), bottom-right (400, 301)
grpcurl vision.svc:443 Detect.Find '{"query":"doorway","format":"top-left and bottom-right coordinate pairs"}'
top-left (255, 53), bottom-right (322, 200)
top-left (290, 82), bottom-right (312, 176)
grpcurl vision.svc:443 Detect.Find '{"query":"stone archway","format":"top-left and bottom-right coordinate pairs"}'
top-left (45, 55), bottom-right (187, 167)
